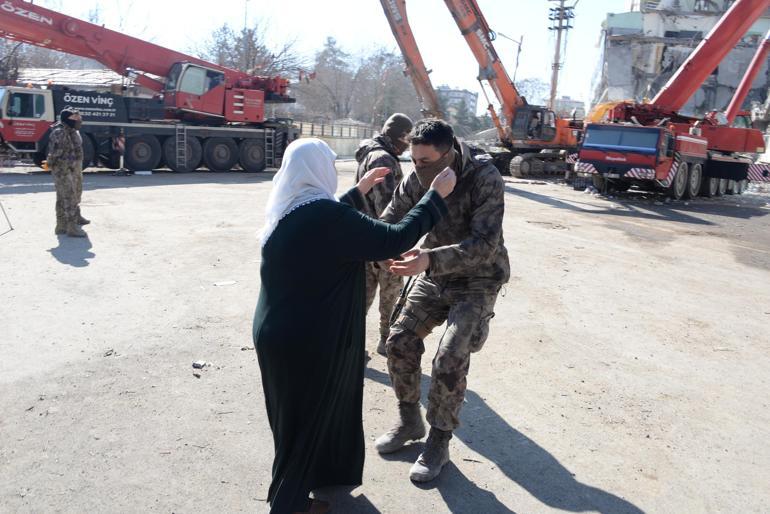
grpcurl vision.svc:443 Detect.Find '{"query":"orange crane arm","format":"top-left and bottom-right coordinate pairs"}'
top-left (652, 0), bottom-right (770, 112)
top-left (380, 0), bottom-right (443, 118)
top-left (442, 0), bottom-right (524, 126)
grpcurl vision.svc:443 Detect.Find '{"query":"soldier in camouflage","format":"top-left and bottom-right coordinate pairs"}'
top-left (375, 119), bottom-right (509, 483)
top-left (48, 107), bottom-right (89, 237)
top-left (355, 113), bottom-right (413, 356)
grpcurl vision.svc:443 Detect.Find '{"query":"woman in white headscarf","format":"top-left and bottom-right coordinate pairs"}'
top-left (253, 138), bottom-right (455, 514)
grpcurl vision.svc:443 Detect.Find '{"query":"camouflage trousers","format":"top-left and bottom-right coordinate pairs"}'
top-left (52, 163), bottom-right (82, 222)
top-left (365, 262), bottom-right (403, 343)
top-left (386, 276), bottom-right (499, 432)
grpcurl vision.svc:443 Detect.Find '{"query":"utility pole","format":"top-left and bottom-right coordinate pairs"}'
top-left (548, 0), bottom-right (576, 110)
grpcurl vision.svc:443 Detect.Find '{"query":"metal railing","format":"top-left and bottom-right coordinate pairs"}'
top-left (295, 121), bottom-right (375, 140)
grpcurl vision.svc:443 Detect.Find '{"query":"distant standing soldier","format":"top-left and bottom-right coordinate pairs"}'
top-left (375, 119), bottom-right (509, 482)
top-left (48, 107), bottom-right (89, 237)
top-left (354, 113), bottom-right (413, 355)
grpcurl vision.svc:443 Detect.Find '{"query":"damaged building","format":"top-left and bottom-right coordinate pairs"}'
top-left (591, 0), bottom-right (770, 117)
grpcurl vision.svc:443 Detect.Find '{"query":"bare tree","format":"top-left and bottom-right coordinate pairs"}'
top-left (197, 21), bottom-right (306, 77)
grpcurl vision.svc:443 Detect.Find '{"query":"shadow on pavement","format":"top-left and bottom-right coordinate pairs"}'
top-left (312, 486), bottom-right (382, 513)
top-left (365, 367), bottom-right (644, 514)
top-left (48, 234), bottom-right (95, 267)
top-left (506, 184), bottom-right (770, 225)
top-left (0, 170), bottom-right (276, 196)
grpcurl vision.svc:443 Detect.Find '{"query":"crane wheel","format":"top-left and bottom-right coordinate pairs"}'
top-left (239, 139), bottom-right (267, 173)
top-left (81, 134), bottom-right (96, 171)
top-left (126, 135), bottom-right (162, 172)
top-left (716, 178), bottom-right (728, 196)
top-left (667, 161), bottom-right (688, 200)
top-left (163, 136), bottom-right (202, 173)
top-left (204, 138), bottom-right (239, 172)
top-left (700, 177), bottom-right (719, 197)
top-left (684, 162), bottom-right (702, 199)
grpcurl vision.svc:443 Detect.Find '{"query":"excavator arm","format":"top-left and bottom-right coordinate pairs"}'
top-left (379, 0), bottom-right (443, 118)
top-left (442, 0), bottom-right (524, 127)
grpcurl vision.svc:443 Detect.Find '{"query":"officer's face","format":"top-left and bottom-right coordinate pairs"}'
top-left (410, 144), bottom-right (444, 168)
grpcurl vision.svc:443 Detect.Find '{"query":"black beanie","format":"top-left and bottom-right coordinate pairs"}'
top-left (382, 113), bottom-right (413, 140)
top-left (60, 106), bottom-right (79, 124)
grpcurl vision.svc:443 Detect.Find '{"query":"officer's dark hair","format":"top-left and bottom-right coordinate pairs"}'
top-left (410, 118), bottom-right (454, 153)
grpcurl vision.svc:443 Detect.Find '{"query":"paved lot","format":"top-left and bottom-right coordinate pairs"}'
top-left (1, 163), bottom-right (769, 513)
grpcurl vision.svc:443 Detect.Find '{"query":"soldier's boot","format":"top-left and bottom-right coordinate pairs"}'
top-left (375, 401), bottom-right (426, 454)
top-left (76, 208), bottom-right (90, 225)
top-left (65, 221), bottom-right (87, 238)
top-left (55, 217), bottom-right (66, 235)
top-left (376, 335), bottom-right (388, 356)
top-left (409, 427), bottom-right (452, 483)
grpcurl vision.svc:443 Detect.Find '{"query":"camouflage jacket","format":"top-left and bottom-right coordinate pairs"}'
top-left (355, 135), bottom-right (404, 219)
top-left (381, 141), bottom-right (510, 286)
top-left (47, 124), bottom-right (83, 169)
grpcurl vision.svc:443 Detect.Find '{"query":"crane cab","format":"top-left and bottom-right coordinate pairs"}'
top-left (0, 86), bottom-right (54, 153)
top-left (510, 106), bottom-right (557, 142)
top-left (164, 62), bottom-right (265, 124)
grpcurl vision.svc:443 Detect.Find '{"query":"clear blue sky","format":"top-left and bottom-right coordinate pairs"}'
top-left (39, 0), bottom-right (630, 113)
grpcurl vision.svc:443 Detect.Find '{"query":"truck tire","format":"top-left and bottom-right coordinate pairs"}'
top-left (239, 138), bottom-right (266, 173)
top-left (203, 137), bottom-right (239, 172)
top-left (163, 136), bottom-right (202, 173)
top-left (717, 178), bottom-right (728, 196)
top-left (82, 134), bottom-right (96, 170)
top-left (126, 135), bottom-right (162, 171)
top-left (592, 174), bottom-right (606, 192)
top-left (667, 161), bottom-right (688, 200)
top-left (701, 177), bottom-right (719, 197)
top-left (684, 162), bottom-right (702, 199)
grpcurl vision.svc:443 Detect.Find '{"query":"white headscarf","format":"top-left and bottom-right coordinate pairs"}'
top-left (259, 138), bottom-right (338, 247)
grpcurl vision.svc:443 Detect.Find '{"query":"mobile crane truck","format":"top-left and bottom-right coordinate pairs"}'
top-left (0, 0), bottom-right (298, 172)
top-left (575, 0), bottom-right (770, 199)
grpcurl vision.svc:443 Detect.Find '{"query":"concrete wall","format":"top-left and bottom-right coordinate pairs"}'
top-left (593, 10), bottom-right (770, 115)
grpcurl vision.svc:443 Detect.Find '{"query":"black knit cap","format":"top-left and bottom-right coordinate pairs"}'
top-left (59, 106), bottom-right (80, 124)
top-left (382, 113), bottom-right (413, 140)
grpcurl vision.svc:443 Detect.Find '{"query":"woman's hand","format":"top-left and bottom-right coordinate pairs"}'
top-left (357, 166), bottom-right (391, 195)
top-left (389, 249), bottom-right (430, 276)
top-left (430, 167), bottom-right (457, 198)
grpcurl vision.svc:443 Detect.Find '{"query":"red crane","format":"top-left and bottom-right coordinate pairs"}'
top-left (576, 0), bottom-right (770, 199)
top-left (725, 28), bottom-right (770, 124)
top-left (0, 0), bottom-right (293, 124)
top-left (0, 0), bottom-right (299, 173)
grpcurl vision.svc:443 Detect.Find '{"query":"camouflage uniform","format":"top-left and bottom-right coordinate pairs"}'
top-left (48, 123), bottom-right (84, 226)
top-left (381, 140), bottom-right (509, 432)
top-left (355, 136), bottom-right (405, 345)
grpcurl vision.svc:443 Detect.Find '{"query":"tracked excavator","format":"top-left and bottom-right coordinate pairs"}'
top-left (380, 0), bottom-right (582, 177)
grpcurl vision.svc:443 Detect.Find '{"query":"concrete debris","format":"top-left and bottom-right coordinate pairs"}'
top-left (192, 360), bottom-right (208, 369)
top-left (214, 280), bottom-right (237, 287)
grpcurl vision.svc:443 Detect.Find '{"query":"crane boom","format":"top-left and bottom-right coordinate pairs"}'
top-left (725, 27), bottom-right (770, 124)
top-left (652, 0), bottom-right (770, 112)
top-left (0, 0), bottom-right (290, 99)
top-left (379, 0), bottom-right (443, 118)
top-left (442, 0), bottom-right (524, 126)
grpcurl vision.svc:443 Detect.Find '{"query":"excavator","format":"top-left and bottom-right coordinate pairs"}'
top-left (0, 0), bottom-right (297, 172)
top-left (575, 0), bottom-right (770, 199)
top-left (380, 0), bottom-right (582, 177)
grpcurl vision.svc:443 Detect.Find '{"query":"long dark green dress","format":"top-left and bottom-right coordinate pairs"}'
top-left (253, 187), bottom-right (447, 513)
